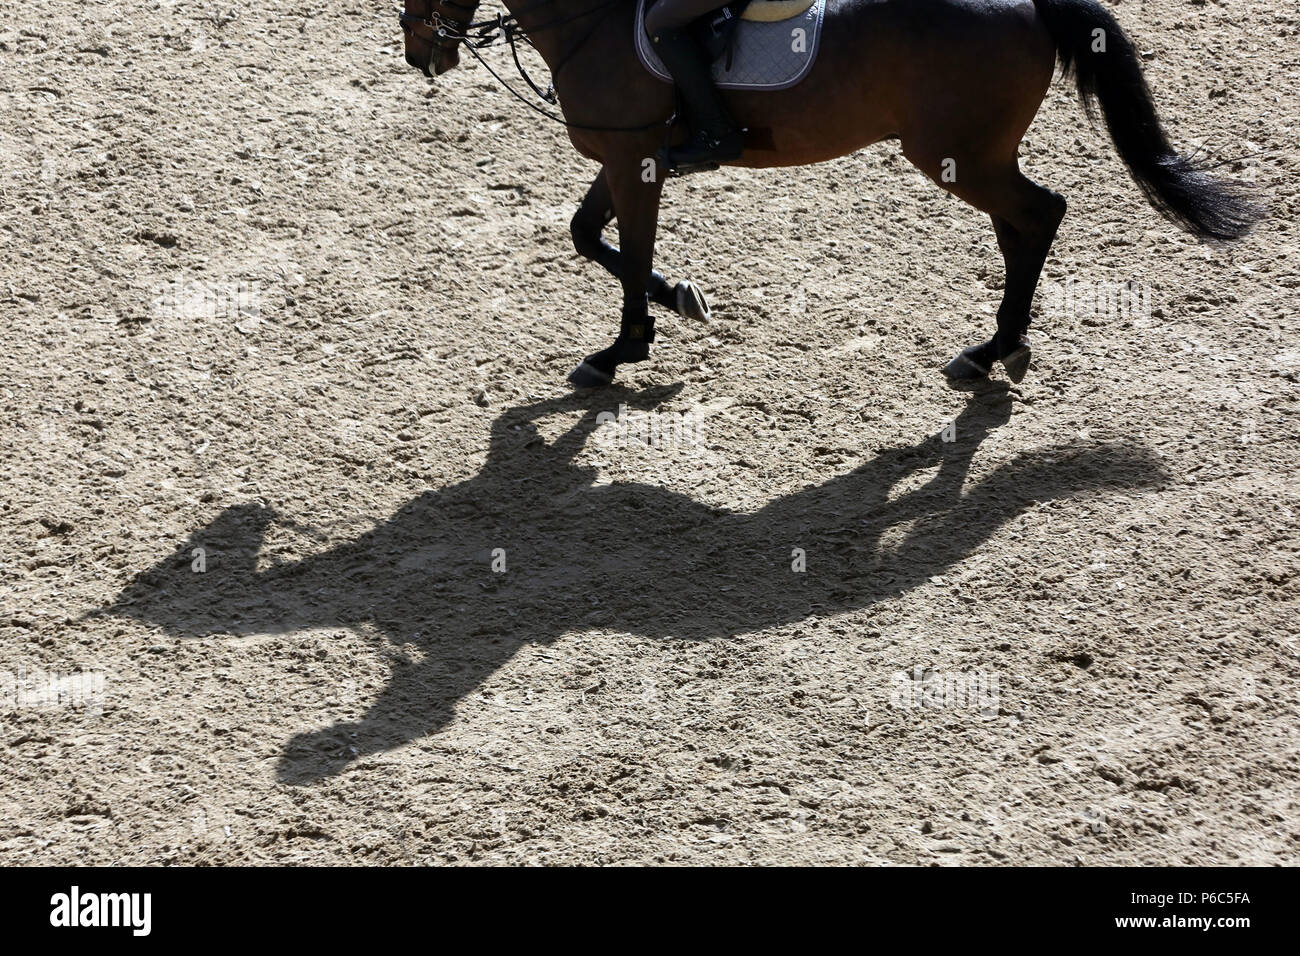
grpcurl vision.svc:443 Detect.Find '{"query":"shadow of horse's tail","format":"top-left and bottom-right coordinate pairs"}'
top-left (887, 440), bottom-right (1167, 595)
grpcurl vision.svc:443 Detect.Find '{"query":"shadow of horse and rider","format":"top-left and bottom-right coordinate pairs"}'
top-left (104, 389), bottom-right (1163, 783)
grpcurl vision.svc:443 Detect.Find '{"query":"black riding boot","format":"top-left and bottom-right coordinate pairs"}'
top-left (648, 26), bottom-right (744, 175)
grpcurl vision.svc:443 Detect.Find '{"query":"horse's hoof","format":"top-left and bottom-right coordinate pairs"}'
top-left (676, 281), bottom-right (710, 322)
top-left (1001, 340), bottom-right (1031, 384)
top-left (942, 346), bottom-right (991, 386)
top-left (568, 360), bottom-right (614, 389)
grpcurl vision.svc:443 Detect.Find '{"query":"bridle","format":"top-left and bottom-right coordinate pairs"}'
top-left (397, 1), bottom-right (474, 35)
top-left (398, 0), bottom-right (671, 132)
top-left (398, 0), bottom-right (482, 77)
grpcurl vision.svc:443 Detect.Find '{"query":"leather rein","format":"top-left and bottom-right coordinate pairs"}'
top-left (399, 0), bottom-right (671, 132)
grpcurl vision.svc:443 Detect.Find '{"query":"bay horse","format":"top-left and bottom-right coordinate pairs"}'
top-left (399, 0), bottom-right (1261, 388)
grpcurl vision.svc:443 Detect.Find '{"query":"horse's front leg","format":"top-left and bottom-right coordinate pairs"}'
top-left (568, 158), bottom-right (668, 388)
top-left (570, 168), bottom-right (711, 330)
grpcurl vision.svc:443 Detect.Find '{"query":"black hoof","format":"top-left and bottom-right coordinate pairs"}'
top-left (568, 360), bottom-right (614, 389)
top-left (1001, 341), bottom-right (1031, 384)
top-left (675, 281), bottom-right (710, 322)
top-left (942, 345), bottom-right (991, 385)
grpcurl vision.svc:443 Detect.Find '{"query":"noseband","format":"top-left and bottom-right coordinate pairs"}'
top-left (399, 0), bottom-right (481, 74)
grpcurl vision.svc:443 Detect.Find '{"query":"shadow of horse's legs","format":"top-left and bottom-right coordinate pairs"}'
top-left (277, 633), bottom-right (529, 784)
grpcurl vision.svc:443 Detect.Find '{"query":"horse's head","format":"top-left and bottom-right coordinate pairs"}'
top-left (399, 0), bottom-right (480, 77)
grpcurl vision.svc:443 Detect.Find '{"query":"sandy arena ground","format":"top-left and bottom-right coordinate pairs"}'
top-left (1, 0), bottom-right (1297, 865)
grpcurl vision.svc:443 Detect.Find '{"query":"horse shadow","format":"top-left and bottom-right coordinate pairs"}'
top-left (102, 387), bottom-right (1164, 783)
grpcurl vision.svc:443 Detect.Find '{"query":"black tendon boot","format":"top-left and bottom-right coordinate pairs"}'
top-left (649, 26), bottom-right (743, 175)
top-left (569, 299), bottom-right (656, 387)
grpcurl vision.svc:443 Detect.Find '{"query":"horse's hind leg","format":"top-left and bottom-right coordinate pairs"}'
top-left (985, 201), bottom-right (1065, 382)
top-left (570, 168), bottom-right (711, 323)
top-left (926, 161), bottom-right (1066, 386)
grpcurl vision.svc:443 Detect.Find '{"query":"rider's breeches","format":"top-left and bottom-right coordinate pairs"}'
top-left (644, 0), bottom-right (730, 36)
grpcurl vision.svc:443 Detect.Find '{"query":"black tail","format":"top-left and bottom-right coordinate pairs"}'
top-left (1033, 0), bottom-right (1263, 241)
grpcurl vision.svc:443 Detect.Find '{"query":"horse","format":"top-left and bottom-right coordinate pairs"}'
top-left (399, 0), bottom-right (1261, 389)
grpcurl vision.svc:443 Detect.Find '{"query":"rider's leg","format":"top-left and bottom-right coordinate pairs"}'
top-left (644, 0), bottom-right (744, 174)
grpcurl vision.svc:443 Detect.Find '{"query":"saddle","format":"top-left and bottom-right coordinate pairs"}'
top-left (739, 0), bottom-right (817, 21)
top-left (697, 0), bottom-right (818, 63)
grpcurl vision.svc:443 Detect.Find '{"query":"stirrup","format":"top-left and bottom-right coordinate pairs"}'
top-left (659, 150), bottom-right (720, 177)
top-left (657, 133), bottom-right (744, 178)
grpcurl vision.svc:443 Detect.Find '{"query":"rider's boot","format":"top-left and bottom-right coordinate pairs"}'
top-left (647, 26), bottom-right (744, 175)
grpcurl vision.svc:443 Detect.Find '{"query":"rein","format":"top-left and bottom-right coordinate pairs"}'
top-left (400, 0), bottom-right (673, 133)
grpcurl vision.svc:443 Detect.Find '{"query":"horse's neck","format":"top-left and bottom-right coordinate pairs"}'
top-left (497, 0), bottom-right (620, 70)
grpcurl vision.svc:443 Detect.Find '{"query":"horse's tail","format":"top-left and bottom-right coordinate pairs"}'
top-left (1033, 0), bottom-right (1263, 241)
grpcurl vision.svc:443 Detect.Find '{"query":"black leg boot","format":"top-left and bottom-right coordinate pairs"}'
top-left (569, 299), bottom-right (656, 388)
top-left (648, 26), bottom-right (743, 175)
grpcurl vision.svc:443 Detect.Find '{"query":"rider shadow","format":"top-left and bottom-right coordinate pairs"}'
top-left (103, 387), bottom-right (1164, 783)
